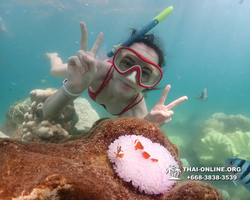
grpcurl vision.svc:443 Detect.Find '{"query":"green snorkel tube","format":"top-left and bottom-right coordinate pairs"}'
top-left (107, 6), bottom-right (174, 58)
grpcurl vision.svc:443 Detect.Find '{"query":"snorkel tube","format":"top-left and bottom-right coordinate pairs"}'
top-left (107, 6), bottom-right (174, 58)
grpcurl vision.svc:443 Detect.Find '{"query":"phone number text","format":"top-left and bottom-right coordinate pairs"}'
top-left (186, 175), bottom-right (237, 181)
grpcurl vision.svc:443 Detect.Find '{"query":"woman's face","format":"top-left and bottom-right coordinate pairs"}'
top-left (113, 43), bottom-right (159, 98)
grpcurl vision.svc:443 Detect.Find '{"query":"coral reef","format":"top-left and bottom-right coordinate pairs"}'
top-left (0, 89), bottom-right (99, 143)
top-left (180, 158), bottom-right (190, 168)
top-left (0, 98), bottom-right (31, 138)
top-left (193, 131), bottom-right (237, 166)
top-left (0, 117), bottom-right (222, 200)
top-left (203, 113), bottom-right (250, 134)
top-left (21, 88), bottom-right (78, 142)
top-left (227, 131), bottom-right (250, 160)
top-left (6, 98), bottom-right (31, 126)
top-left (218, 189), bottom-right (230, 200)
top-left (193, 113), bottom-right (250, 166)
top-left (168, 135), bottom-right (185, 153)
top-left (74, 98), bottom-right (99, 133)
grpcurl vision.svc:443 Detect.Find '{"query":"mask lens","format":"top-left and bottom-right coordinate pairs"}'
top-left (114, 48), bottom-right (162, 87)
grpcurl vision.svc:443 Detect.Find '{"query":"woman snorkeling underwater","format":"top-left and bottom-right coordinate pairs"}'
top-left (43, 22), bottom-right (188, 127)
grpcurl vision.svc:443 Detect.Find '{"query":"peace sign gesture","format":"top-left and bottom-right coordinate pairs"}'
top-left (66, 22), bottom-right (104, 94)
top-left (144, 85), bottom-right (188, 127)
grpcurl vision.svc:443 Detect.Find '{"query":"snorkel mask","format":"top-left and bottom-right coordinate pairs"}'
top-left (113, 47), bottom-right (163, 88)
top-left (106, 6), bottom-right (173, 88)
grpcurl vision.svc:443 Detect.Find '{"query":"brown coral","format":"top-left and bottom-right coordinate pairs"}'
top-left (0, 117), bottom-right (223, 200)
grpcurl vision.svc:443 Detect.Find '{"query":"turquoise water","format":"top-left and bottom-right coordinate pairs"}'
top-left (0, 0), bottom-right (250, 198)
top-left (1, 0), bottom-right (249, 124)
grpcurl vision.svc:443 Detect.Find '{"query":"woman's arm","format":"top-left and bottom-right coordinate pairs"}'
top-left (43, 84), bottom-right (82, 119)
top-left (43, 22), bottom-right (104, 119)
top-left (43, 59), bottom-right (109, 119)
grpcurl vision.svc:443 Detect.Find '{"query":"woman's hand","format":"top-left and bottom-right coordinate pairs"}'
top-left (144, 85), bottom-right (188, 127)
top-left (66, 22), bottom-right (103, 94)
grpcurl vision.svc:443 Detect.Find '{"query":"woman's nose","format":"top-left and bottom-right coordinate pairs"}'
top-left (125, 71), bottom-right (137, 84)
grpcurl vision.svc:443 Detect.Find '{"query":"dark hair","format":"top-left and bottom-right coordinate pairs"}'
top-left (129, 29), bottom-right (166, 95)
top-left (129, 29), bottom-right (166, 68)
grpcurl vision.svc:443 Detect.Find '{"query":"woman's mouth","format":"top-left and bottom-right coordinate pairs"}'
top-left (120, 79), bottom-right (135, 89)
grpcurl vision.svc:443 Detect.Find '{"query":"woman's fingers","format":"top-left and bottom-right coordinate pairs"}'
top-left (154, 114), bottom-right (172, 127)
top-left (80, 22), bottom-right (103, 57)
top-left (68, 55), bottom-right (86, 73)
top-left (68, 56), bottom-right (77, 66)
top-left (76, 50), bottom-right (88, 68)
top-left (80, 22), bottom-right (88, 52)
top-left (159, 118), bottom-right (172, 126)
top-left (76, 50), bottom-right (97, 74)
top-left (157, 85), bottom-right (171, 105)
top-left (155, 110), bottom-right (174, 120)
top-left (166, 96), bottom-right (188, 110)
top-left (90, 32), bottom-right (104, 56)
